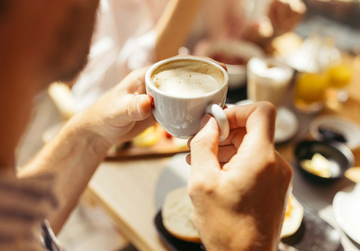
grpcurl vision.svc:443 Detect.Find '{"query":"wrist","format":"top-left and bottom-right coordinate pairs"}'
top-left (65, 111), bottom-right (112, 154)
top-left (203, 214), bottom-right (278, 251)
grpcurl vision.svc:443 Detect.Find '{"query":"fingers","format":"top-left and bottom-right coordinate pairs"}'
top-left (190, 116), bottom-right (221, 176)
top-left (218, 145), bottom-right (237, 162)
top-left (218, 128), bottom-right (246, 148)
top-left (126, 94), bottom-right (152, 121)
top-left (224, 102), bottom-right (276, 147)
top-left (186, 144), bottom-right (237, 165)
top-left (119, 115), bottom-right (156, 142)
top-left (188, 102), bottom-right (276, 167)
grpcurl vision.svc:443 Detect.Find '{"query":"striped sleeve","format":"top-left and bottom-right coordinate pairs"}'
top-left (0, 173), bottom-right (61, 251)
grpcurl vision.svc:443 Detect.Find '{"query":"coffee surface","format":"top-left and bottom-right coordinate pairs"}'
top-left (151, 60), bottom-right (224, 97)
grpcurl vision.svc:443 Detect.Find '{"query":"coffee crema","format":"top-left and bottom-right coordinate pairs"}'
top-left (151, 60), bottom-right (224, 97)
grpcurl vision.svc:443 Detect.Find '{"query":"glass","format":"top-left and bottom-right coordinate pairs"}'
top-left (294, 72), bottom-right (329, 113)
top-left (326, 64), bottom-right (353, 102)
top-left (247, 57), bottom-right (293, 107)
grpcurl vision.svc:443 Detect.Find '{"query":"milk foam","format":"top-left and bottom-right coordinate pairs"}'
top-left (151, 61), bottom-right (223, 97)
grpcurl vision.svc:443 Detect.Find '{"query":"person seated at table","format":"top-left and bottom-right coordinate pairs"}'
top-left (73, 0), bottom-right (306, 111)
top-left (0, 1), bottom-right (292, 250)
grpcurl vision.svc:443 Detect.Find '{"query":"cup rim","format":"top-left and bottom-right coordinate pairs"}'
top-left (145, 57), bottom-right (229, 100)
top-left (247, 57), bottom-right (294, 81)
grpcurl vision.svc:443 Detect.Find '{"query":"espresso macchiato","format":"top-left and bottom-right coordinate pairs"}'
top-left (151, 60), bottom-right (225, 97)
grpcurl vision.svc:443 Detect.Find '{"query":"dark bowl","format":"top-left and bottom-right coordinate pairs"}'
top-left (294, 140), bottom-right (354, 182)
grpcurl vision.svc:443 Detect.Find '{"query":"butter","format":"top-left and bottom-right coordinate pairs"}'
top-left (301, 153), bottom-right (331, 178)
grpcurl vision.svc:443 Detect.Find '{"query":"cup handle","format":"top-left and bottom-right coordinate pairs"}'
top-left (205, 104), bottom-right (230, 142)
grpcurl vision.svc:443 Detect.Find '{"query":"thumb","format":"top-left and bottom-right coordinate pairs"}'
top-left (190, 115), bottom-right (221, 175)
top-left (125, 94), bottom-right (152, 122)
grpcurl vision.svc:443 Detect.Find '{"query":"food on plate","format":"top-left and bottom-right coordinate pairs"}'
top-left (162, 186), bottom-right (201, 243)
top-left (281, 194), bottom-right (304, 238)
top-left (131, 126), bottom-right (161, 148)
top-left (210, 52), bottom-right (247, 65)
top-left (301, 153), bottom-right (332, 178)
top-left (162, 188), bottom-right (303, 243)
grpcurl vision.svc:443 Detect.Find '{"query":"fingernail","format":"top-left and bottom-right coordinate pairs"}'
top-left (200, 114), bottom-right (212, 129)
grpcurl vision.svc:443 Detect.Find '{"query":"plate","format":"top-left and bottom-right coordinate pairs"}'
top-left (333, 184), bottom-right (360, 244)
top-left (281, 199), bottom-right (341, 251)
top-left (155, 202), bottom-right (341, 251)
top-left (154, 154), bottom-right (341, 251)
top-left (275, 107), bottom-right (299, 144)
top-left (154, 211), bottom-right (204, 251)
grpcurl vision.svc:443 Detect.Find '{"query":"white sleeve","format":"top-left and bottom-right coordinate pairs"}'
top-left (117, 29), bottom-right (158, 77)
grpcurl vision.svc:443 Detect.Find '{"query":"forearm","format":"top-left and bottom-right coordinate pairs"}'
top-left (155, 0), bottom-right (203, 60)
top-left (18, 111), bottom-right (110, 234)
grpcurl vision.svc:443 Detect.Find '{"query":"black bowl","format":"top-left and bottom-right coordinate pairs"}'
top-left (294, 140), bottom-right (354, 182)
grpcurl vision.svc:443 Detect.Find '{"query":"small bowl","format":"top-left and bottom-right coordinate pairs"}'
top-left (294, 140), bottom-right (354, 182)
top-left (193, 39), bottom-right (264, 89)
top-left (310, 115), bottom-right (360, 150)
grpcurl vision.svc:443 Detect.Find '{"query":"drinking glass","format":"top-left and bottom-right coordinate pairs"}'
top-left (294, 72), bottom-right (329, 113)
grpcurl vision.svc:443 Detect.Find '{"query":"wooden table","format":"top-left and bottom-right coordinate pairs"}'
top-left (87, 36), bottom-right (360, 251)
top-left (87, 97), bottom-right (360, 251)
top-left (87, 158), bottom-right (172, 251)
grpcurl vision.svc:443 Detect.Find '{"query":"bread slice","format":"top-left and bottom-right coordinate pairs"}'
top-left (162, 186), bottom-right (201, 243)
top-left (281, 194), bottom-right (304, 238)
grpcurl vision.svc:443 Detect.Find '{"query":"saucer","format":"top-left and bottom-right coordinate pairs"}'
top-left (275, 107), bottom-right (299, 144)
top-left (333, 184), bottom-right (360, 244)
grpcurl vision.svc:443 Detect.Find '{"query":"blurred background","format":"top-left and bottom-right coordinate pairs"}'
top-left (16, 0), bottom-right (360, 250)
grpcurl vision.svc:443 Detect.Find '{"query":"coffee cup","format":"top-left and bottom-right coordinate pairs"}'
top-left (145, 57), bottom-right (229, 141)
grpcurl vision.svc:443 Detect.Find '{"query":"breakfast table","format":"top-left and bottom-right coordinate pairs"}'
top-left (86, 34), bottom-right (360, 251)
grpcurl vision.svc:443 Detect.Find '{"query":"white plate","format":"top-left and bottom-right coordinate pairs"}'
top-left (310, 115), bottom-right (360, 150)
top-left (333, 183), bottom-right (360, 244)
top-left (275, 107), bottom-right (299, 144)
top-left (155, 153), bottom-right (190, 210)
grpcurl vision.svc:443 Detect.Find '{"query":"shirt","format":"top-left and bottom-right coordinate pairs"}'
top-left (0, 172), bottom-right (61, 251)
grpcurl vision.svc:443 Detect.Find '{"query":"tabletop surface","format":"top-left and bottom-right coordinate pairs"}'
top-left (88, 34), bottom-right (360, 251)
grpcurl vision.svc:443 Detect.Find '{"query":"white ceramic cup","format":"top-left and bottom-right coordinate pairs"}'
top-left (145, 57), bottom-right (230, 141)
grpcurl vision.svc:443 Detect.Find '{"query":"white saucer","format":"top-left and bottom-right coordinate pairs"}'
top-left (310, 115), bottom-right (360, 150)
top-left (274, 107), bottom-right (299, 144)
top-left (155, 153), bottom-right (190, 210)
top-left (333, 184), bottom-right (360, 244)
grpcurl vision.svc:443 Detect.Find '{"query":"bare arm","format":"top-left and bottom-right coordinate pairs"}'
top-left (155, 0), bottom-right (203, 60)
top-left (18, 114), bottom-right (110, 234)
top-left (18, 68), bottom-right (155, 234)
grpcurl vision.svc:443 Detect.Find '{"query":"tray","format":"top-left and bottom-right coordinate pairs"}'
top-left (106, 125), bottom-right (189, 158)
top-left (106, 137), bottom-right (189, 158)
